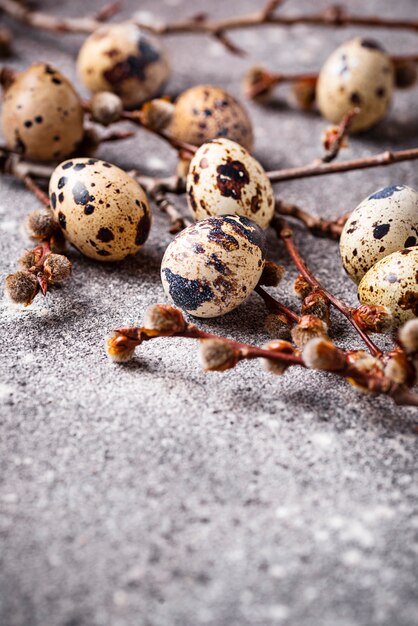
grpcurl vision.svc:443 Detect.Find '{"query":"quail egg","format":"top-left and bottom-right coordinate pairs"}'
top-left (77, 22), bottom-right (170, 108)
top-left (1, 63), bottom-right (84, 162)
top-left (186, 138), bottom-right (274, 229)
top-left (49, 158), bottom-right (151, 262)
top-left (161, 215), bottom-right (265, 317)
top-left (358, 247), bottom-right (418, 327)
top-left (316, 38), bottom-right (395, 133)
top-left (168, 85), bottom-right (254, 150)
top-left (340, 184), bottom-right (418, 283)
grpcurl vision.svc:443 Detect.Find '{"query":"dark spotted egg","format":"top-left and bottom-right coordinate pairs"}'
top-left (358, 247), bottom-right (418, 327)
top-left (186, 138), bottom-right (274, 229)
top-left (1, 63), bottom-right (84, 162)
top-left (340, 185), bottom-right (418, 283)
top-left (168, 85), bottom-right (254, 150)
top-left (161, 215), bottom-right (265, 318)
top-left (316, 38), bottom-right (394, 133)
top-left (77, 23), bottom-right (170, 108)
top-left (49, 158), bottom-right (151, 262)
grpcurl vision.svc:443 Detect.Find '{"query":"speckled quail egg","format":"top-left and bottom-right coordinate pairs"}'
top-left (49, 158), bottom-right (151, 262)
top-left (168, 85), bottom-right (254, 150)
top-left (186, 138), bottom-right (274, 229)
top-left (316, 38), bottom-right (395, 133)
top-left (340, 184), bottom-right (418, 283)
top-left (77, 22), bottom-right (170, 108)
top-left (161, 215), bottom-right (265, 318)
top-left (1, 63), bottom-right (84, 162)
top-left (358, 247), bottom-right (418, 327)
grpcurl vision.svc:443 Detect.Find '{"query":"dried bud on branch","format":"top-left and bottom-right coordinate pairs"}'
top-left (302, 337), bottom-right (346, 372)
top-left (106, 332), bottom-right (141, 363)
top-left (141, 98), bottom-right (175, 131)
top-left (394, 60), bottom-right (418, 89)
top-left (291, 315), bottom-right (328, 348)
top-left (384, 353), bottom-right (409, 385)
top-left (258, 261), bottom-right (285, 287)
top-left (43, 254), bottom-right (72, 284)
top-left (352, 304), bottom-right (393, 334)
top-left (90, 92), bottom-right (123, 126)
top-left (398, 319), bottom-right (418, 355)
top-left (19, 249), bottom-right (41, 270)
top-left (301, 291), bottom-right (330, 325)
top-left (199, 339), bottom-right (239, 372)
top-left (292, 78), bottom-right (317, 111)
top-left (264, 312), bottom-right (293, 339)
top-left (293, 274), bottom-right (312, 300)
top-left (26, 207), bottom-right (57, 240)
top-left (346, 351), bottom-right (384, 394)
top-left (143, 304), bottom-right (186, 336)
top-left (5, 271), bottom-right (38, 306)
top-left (261, 340), bottom-right (296, 375)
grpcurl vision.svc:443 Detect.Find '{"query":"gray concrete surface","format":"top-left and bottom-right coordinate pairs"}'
top-left (0, 1), bottom-right (417, 625)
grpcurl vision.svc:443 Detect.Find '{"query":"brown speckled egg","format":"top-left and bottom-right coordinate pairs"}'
top-left (358, 247), bottom-right (418, 327)
top-left (168, 85), bottom-right (254, 150)
top-left (161, 215), bottom-right (265, 318)
top-left (49, 158), bottom-right (151, 262)
top-left (316, 38), bottom-right (394, 133)
top-left (186, 138), bottom-right (274, 229)
top-left (1, 63), bottom-right (84, 162)
top-left (340, 185), bottom-right (418, 283)
top-left (77, 23), bottom-right (170, 108)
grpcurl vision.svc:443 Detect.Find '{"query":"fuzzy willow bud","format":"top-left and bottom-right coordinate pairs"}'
top-left (258, 261), bottom-right (285, 287)
top-left (143, 304), bottom-right (186, 336)
top-left (398, 319), bottom-right (418, 355)
top-left (302, 337), bottom-right (346, 371)
top-left (90, 91), bottom-right (123, 125)
top-left (141, 98), bottom-right (174, 131)
top-left (106, 332), bottom-right (140, 363)
top-left (261, 340), bottom-right (296, 375)
top-left (264, 312), bottom-right (292, 339)
top-left (5, 271), bottom-right (38, 306)
top-left (26, 208), bottom-right (56, 240)
top-left (44, 254), bottom-right (72, 284)
top-left (301, 291), bottom-right (330, 325)
top-left (291, 315), bottom-right (328, 349)
top-left (352, 304), bottom-right (392, 334)
top-left (293, 274), bottom-right (312, 300)
top-left (199, 339), bottom-right (239, 372)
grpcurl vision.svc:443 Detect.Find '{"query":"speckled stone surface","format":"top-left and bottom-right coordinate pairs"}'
top-left (0, 2), bottom-right (417, 625)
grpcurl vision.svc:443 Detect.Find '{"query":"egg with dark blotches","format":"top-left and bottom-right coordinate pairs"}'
top-left (161, 215), bottom-right (265, 318)
top-left (168, 85), bottom-right (254, 150)
top-left (358, 247), bottom-right (418, 327)
top-left (316, 38), bottom-right (394, 132)
top-left (340, 184), bottom-right (418, 283)
top-left (77, 23), bottom-right (170, 108)
top-left (1, 63), bottom-right (84, 162)
top-left (186, 138), bottom-right (274, 229)
top-left (49, 158), bottom-right (151, 262)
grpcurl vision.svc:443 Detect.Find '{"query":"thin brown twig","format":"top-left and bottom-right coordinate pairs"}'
top-left (267, 147), bottom-right (418, 183)
top-left (275, 199), bottom-right (349, 240)
top-left (321, 108), bottom-right (359, 163)
top-left (255, 285), bottom-right (300, 323)
top-left (273, 216), bottom-right (383, 358)
top-left (3, 0), bottom-right (418, 46)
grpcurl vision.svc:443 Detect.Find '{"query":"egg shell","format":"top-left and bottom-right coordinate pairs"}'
top-left (77, 23), bottom-right (170, 108)
top-left (49, 158), bottom-right (151, 262)
top-left (1, 63), bottom-right (84, 162)
top-left (358, 247), bottom-right (418, 327)
top-left (340, 184), bottom-right (418, 283)
top-left (161, 215), bottom-right (265, 318)
top-left (316, 38), bottom-right (394, 133)
top-left (168, 85), bottom-right (254, 150)
top-left (186, 138), bottom-right (274, 230)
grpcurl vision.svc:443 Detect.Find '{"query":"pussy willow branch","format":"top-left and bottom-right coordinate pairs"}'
top-left (321, 108), bottom-right (359, 163)
top-left (255, 285), bottom-right (300, 323)
top-left (273, 216), bottom-right (383, 358)
top-left (110, 317), bottom-right (418, 407)
top-left (245, 55), bottom-right (418, 99)
top-left (2, 0), bottom-right (418, 55)
top-left (275, 199), bottom-right (348, 240)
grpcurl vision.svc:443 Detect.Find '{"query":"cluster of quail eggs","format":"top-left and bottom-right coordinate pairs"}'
top-left (340, 184), bottom-right (418, 326)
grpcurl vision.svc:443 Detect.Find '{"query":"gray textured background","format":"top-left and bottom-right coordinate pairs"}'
top-left (1, 1), bottom-right (418, 625)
